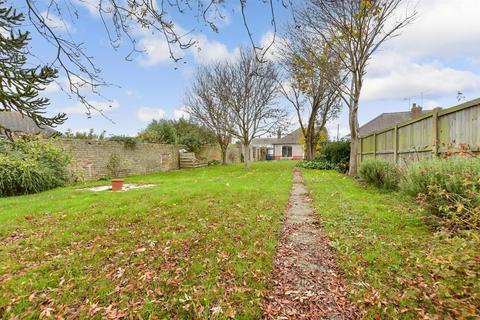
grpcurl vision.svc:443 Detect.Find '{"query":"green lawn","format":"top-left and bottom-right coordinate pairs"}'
top-left (303, 170), bottom-right (480, 319)
top-left (0, 161), bottom-right (295, 319)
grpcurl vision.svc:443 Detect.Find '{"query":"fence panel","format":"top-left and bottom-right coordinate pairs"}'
top-left (357, 98), bottom-right (480, 169)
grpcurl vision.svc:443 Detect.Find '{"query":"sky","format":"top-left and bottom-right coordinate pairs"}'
top-left (13, 0), bottom-right (480, 138)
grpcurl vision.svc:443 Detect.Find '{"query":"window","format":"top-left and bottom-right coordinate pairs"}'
top-left (282, 146), bottom-right (292, 157)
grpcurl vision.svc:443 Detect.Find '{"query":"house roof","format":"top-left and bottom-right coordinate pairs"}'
top-left (359, 109), bottom-right (427, 137)
top-left (251, 128), bottom-right (304, 146)
top-left (251, 137), bottom-right (279, 146)
top-left (0, 111), bottom-right (58, 137)
top-left (273, 128), bottom-right (303, 145)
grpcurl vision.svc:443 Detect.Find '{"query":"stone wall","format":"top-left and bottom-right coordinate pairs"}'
top-left (58, 139), bottom-right (182, 181)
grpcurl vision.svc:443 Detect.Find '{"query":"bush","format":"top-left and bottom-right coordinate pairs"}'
top-left (0, 136), bottom-right (71, 196)
top-left (359, 159), bottom-right (399, 190)
top-left (323, 141), bottom-right (350, 165)
top-left (401, 157), bottom-right (480, 230)
top-left (208, 160), bottom-right (221, 166)
top-left (296, 159), bottom-right (335, 170)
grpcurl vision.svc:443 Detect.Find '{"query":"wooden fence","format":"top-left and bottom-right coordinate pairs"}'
top-left (357, 98), bottom-right (480, 166)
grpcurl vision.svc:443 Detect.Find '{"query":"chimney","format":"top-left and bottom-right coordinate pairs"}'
top-left (277, 129), bottom-right (282, 139)
top-left (411, 103), bottom-right (422, 118)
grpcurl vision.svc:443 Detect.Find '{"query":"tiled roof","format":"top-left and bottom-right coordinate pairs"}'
top-left (359, 110), bottom-right (427, 136)
top-left (273, 128), bottom-right (303, 145)
top-left (251, 137), bottom-right (279, 146)
top-left (0, 111), bottom-right (58, 137)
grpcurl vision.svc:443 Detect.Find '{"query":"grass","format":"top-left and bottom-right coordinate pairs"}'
top-left (0, 161), bottom-right (295, 319)
top-left (303, 170), bottom-right (480, 319)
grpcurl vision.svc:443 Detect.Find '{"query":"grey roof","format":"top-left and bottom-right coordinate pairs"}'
top-left (251, 137), bottom-right (279, 146)
top-left (359, 110), bottom-right (427, 136)
top-left (273, 128), bottom-right (303, 145)
top-left (0, 111), bottom-right (58, 137)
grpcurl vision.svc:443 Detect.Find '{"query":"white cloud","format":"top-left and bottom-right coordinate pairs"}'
top-left (190, 35), bottom-right (239, 65)
top-left (384, 0), bottom-right (480, 58)
top-left (138, 24), bottom-right (238, 66)
top-left (74, 0), bottom-right (100, 16)
top-left (362, 52), bottom-right (480, 101)
top-left (136, 107), bottom-right (166, 122)
top-left (259, 31), bottom-right (284, 62)
top-left (173, 107), bottom-right (189, 120)
top-left (361, 0), bottom-right (480, 103)
top-left (41, 11), bottom-right (75, 32)
top-left (63, 100), bottom-right (119, 115)
top-left (139, 35), bottom-right (178, 66)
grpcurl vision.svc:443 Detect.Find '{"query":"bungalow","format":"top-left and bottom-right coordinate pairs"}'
top-left (251, 128), bottom-right (304, 161)
top-left (359, 103), bottom-right (427, 136)
top-left (0, 111), bottom-right (58, 138)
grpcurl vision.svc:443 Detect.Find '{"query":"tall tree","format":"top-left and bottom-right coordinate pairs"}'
top-left (185, 63), bottom-right (234, 164)
top-left (12, 0), bottom-right (282, 116)
top-left (224, 48), bottom-right (285, 170)
top-left (300, 0), bottom-right (416, 175)
top-left (279, 29), bottom-right (342, 160)
top-left (0, 3), bottom-right (65, 138)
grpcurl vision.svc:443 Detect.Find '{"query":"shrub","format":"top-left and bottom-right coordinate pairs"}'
top-left (401, 157), bottom-right (480, 230)
top-left (359, 159), bottom-right (399, 190)
top-left (208, 160), bottom-right (221, 166)
top-left (106, 153), bottom-right (123, 178)
top-left (323, 141), bottom-right (350, 165)
top-left (109, 135), bottom-right (137, 149)
top-left (296, 159), bottom-right (335, 170)
top-left (0, 136), bottom-right (71, 196)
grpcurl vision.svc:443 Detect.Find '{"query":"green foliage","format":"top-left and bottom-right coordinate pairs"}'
top-left (323, 141), bottom-right (350, 165)
top-left (0, 162), bottom-right (295, 318)
top-left (63, 129), bottom-right (106, 140)
top-left (359, 159), bottom-right (399, 190)
top-left (298, 141), bottom-right (351, 173)
top-left (105, 153), bottom-right (123, 178)
top-left (138, 118), bottom-right (216, 153)
top-left (109, 135), bottom-right (137, 149)
top-left (401, 157), bottom-right (480, 230)
top-left (0, 136), bottom-right (71, 196)
top-left (303, 170), bottom-right (479, 318)
top-left (296, 159), bottom-right (334, 170)
top-left (207, 160), bottom-right (221, 166)
top-left (0, 4), bottom-right (65, 137)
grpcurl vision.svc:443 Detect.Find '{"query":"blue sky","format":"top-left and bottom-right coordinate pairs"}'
top-left (16, 0), bottom-right (480, 138)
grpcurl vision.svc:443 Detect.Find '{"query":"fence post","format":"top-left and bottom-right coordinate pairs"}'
top-left (393, 125), bottom-right (398, 164)
top-left (373, 133), bottom-right (377, 159)
top-left (360, 137), bottom-right (363, 163)
top-left (432, 111), bottom-right (439, 157)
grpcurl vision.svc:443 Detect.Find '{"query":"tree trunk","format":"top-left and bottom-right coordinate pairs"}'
top-left (348, 102), bottom-right (360, 176)
top-left (220, 144), bottom-right (227, 165)
top-left (243, 143), bottom-right (250, 170)
top-left (305, 130), bottom-right (316, 161)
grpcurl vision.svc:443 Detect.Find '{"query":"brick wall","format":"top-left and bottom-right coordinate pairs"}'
top-left (58, 139), bottom-right (182, 181)
top-left (198, 144), bottom-right (242, 164)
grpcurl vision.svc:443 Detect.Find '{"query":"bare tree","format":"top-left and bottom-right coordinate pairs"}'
top-left (300, 0), bottom-right (416, 175)
top-left (11, 0), bottom-right (287, 120)
top-left (279, 28), bottom-right (342, 160)
top-left (185, 63), bottom-right (234, 164)
top-left (225, 48), bottom-right (285, 170)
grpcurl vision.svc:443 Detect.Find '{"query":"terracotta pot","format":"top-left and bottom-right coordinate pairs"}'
top-left (111, 179), bottom-right (124, 191)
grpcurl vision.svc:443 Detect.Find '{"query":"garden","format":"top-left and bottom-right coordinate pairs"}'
top-left (0, 161), bottom-right (294, 319)
top-left (1, 135), bottom-right (479, 318)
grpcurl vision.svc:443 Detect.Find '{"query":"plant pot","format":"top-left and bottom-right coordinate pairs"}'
top-left (111, 179), bottom-right (124, 191)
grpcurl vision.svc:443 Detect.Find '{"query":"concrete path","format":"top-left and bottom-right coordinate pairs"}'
top-left (263, 169), bottom-right (358, 319)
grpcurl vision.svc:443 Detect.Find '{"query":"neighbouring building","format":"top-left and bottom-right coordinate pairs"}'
top-left (0, 111), bottom-right (58, 138)
top-left (358, 103), bottom-right (428, 137)
top-left (250, 128), bottom-right (304, 161)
